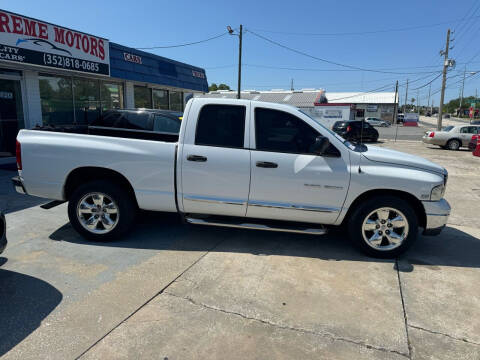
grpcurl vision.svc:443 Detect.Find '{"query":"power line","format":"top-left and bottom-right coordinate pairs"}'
top-left (247, 29), bottom-right (443, 75)
top-left (247, 15), bottom-right (480, 37)
top-left (411, 73), bottom-right (443, 90)
top-left (136, 31), bottom-right (228, 49)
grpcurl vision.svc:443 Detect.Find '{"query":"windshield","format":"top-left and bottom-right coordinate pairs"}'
top-left (299, 109), bottom-right (363, 151)
top-left (442, 126), bottom-right (454, 132)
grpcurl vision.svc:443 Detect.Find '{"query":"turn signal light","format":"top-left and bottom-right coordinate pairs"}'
top-left (346, 125), bottom-right (352, 132)
top-left (428, 132), bottom-right (435, 138)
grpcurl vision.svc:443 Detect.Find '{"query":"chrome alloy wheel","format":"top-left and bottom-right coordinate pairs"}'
top-left (76, 192), bottom-right (119, 234)
top-left (361, 207), bottom-right (409, 251)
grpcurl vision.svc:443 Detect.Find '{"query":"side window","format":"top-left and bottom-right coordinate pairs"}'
top-left (154, 115), bottom-right (181, 133)
top-left (195, 104), bottom-right (246, 148)
top-left (255, 108), bottom-right (319, 154)
top-left (125, 112), bottom-right (153, 131)
top-left (91, 111), bottom-right (124, 127)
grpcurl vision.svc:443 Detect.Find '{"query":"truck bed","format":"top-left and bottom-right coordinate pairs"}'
top-left (18, 129), bottom-right (178, 212)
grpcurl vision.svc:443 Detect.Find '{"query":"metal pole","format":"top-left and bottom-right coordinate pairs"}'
top-left (403, 79), bottom-right (409, 115)
top-left (427, 83), bottom-right (431, 111)
top-left (237, 25), bottom-right (243, 99)
top-left (393, 81), bottom-right (399, 142)
top-left (459, 65), bottom-right (466, 113)
top-left (438, 29), bottom-right (451, 130)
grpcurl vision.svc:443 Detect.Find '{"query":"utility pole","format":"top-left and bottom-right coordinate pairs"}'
top-left (438, 29), bottom-right (451, 130)
top-left (427, 83), bottom-right (431, 111)
top-left (417, 89), bottom-right (420, 113)
top-left (394, 81), bottom-right (399, 141)
top-left (237, 24), bottom-right (243, 99)
top-left (290, 78), bottom-right (294, 91)
top-left (459, 64), bottom-right (466, 111)
top-left (403, 79), bottom-right (409, 114)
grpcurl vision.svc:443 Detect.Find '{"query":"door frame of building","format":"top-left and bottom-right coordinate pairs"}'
top-left (0, 70), bottom-right (28, 164)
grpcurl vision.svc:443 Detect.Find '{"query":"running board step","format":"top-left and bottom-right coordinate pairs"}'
top-left (185, 216), bottom-right (327, 235)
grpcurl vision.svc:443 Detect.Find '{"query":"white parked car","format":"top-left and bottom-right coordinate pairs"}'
top-left (422, 125), bottom-right (480, 150)
top-left (365, 117), bottom-right (390, 127)
top-left (13, 98), bottom-right (450, 258)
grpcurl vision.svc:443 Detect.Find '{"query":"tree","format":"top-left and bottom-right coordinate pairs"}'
top-left (208, 83), bottom-right (231, 92)
top-left (217, 83), bottom-right (230, 90)
top-left (410, 98), bottom-right (416, 104)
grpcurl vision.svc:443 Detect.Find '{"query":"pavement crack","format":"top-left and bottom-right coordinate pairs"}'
top-left (408, 324), bottom-right (480, 346)
top-left (75, 237), bottom-right (225, 360)
top-left (164, 292), bottom-right (410, 358)
top-left (395, 258), bottom-right (413, 359)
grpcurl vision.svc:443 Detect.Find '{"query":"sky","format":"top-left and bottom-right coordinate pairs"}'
top-left (3, 0), bottom-right (480, 106)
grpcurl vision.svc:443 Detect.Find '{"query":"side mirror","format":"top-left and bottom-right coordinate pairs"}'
top-left (312, 136), bottom-right (330, 155)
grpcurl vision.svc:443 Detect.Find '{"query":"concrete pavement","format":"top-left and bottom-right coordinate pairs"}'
top-left (1, 141), bottom-right (480, 359)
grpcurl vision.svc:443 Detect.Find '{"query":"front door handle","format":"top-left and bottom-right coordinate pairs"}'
top-left (256, 161), bottom-right (278, 168)
top-left (187, 155), bottom-right (207, 162)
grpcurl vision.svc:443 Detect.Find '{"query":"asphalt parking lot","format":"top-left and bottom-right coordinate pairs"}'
top-left (1, 140), bottom-right (479, 360)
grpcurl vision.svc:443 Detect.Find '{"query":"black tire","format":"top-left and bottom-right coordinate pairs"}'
top-left (347, 196), bottom-right (418, 258)
top-left (68, 180), bottom-right (136, 241)
top-left (446, 139), bottom-right (461, 151)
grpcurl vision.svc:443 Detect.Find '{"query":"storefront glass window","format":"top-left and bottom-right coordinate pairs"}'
top-left (170, 91), bottom-right (183, 111)
top-left (39, 75), bottom-right (74, 125)
top-left (152, 89), bottom-right (169, 110)
top-left (0, 79), bottom-right (24, 157)
top-left (74, 78), bottom-right (100, 124)
top-left (101, 82), bottom-right (124, 110)
top-left (134, 86), bottom-right (152, 108)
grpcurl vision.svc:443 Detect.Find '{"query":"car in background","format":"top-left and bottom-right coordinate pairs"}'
top-left (0, 212), bottom-right (6, 255)
top-left (365, 117), bottom-right (390, 127)
top-left (469, 134), bottom-right (479, 151)
top-left (332, 120), bottom-right (379, 143)
top-left (470, 119), bottom-right (480, 125)
top-left (91, 109), bottom-right (183, 134)
top-left (422, 125), bottom-right (480, 150)
top-left (397, 114), bottom-right (404, 124)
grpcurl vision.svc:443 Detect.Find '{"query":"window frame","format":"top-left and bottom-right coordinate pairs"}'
top-left (194, 104), bottom-right (247, 149)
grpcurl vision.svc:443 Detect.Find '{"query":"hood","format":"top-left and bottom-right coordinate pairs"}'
top-left (362, 145), bottom-right (445, 174)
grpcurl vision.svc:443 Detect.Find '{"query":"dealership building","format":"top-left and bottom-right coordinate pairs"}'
top-left (0, 9), bottom-right (208, 161)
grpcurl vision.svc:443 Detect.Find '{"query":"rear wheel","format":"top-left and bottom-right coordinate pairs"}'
top-left (446, 139), bottom-right (461, 150)
top-left (348, 196), bottom-right (418, 258)
top-left (68, 180), bottom-right (136, 241)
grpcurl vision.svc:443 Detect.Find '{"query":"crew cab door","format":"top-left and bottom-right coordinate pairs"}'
top-left (247, 106), bottom-right (350, 224)
top-left (179, 100), bottom-right (251, 217)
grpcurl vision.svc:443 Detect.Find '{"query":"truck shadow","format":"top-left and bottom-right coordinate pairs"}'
top-left (0, 260), bottom-right (62, 357)
top-left (50, 211), bottom-right (480, 271)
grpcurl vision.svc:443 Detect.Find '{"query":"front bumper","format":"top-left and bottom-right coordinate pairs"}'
top-left (12, 176), bottom-right (26, 195)
top-left (422, 198), bottom-right (451, 235)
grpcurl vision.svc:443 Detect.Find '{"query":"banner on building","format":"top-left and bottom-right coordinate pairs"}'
top-left (0, 9), bottom-right (110, 75)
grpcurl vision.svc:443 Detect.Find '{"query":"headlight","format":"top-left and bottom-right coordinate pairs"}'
top-left (431, 184), bottom-right (445, 201)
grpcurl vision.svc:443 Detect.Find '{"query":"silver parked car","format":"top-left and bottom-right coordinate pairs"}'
top-left (365, 117), bottom-right (390, 127)
top-left (422, 125), bottom-right (480, 150)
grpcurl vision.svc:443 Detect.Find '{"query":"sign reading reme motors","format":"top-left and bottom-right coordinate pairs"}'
top-left (0, 10), bottom-right (110, 75)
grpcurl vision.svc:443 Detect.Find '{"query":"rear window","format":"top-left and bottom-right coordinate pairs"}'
top-left (333, 121), bottom-right (346, 128)
top-left (442, 126), bottom-right (454, 132)
top-left (195, 104), bottom-right (246, 148)
top-left (125, 112), bottom-right (153, 131)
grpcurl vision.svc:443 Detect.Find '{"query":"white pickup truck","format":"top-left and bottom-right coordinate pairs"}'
top-left (13, 98), bottom-right (450, 257)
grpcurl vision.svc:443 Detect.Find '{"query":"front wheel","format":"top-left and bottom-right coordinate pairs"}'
top-left (68, 180), bottom-right (136, 241)
top-left (348, 196), bottom-right (418, 258)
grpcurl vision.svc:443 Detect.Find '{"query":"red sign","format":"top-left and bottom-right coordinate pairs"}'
top-left (470, 107), bottom-right (474, 118)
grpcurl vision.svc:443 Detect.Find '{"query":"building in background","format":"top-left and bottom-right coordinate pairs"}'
top-left (0, 9), bottom-right (207, 161)
top-left (199, 89), bottom-right (398, 127)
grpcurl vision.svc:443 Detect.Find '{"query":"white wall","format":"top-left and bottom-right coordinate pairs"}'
top-left (23, 70), bottom-right (42, 128)
top-left (125, 81), bottom-right (135, 108)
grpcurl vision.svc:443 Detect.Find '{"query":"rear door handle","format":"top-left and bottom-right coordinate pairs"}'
top-left (187, 155), bottom-right (207, 162)
top-left (256, 161), bottom-right (278, 168)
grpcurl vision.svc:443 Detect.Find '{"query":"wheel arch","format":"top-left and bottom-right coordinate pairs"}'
top-left (63, 167), bottom-right (138, 208)
top-left (341, 189), bottom-right (426, 229)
